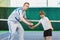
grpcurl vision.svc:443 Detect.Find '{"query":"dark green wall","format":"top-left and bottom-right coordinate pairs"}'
top-left (0, 7), bottom-right (60, 31)
top-left (0, 7), bottom-right (60, 20)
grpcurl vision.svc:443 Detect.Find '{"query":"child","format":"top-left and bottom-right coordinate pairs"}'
top-left (33, 11), bottom-right (53, 40)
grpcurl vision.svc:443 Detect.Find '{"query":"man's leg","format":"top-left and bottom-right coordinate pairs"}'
top-left (8, 21), bottom-right (17, 40)
top-left (17, 23), bottom-right (24, 40)
top-left (44, 37), bottom-right (46, 40)
top-left (9, 32), bottom-right (16, 40)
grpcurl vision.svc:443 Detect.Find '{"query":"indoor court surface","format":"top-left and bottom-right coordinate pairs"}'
top-left (0, 0), bottom-right (60, 40)
top-left (0, 31), bottom-right (60, 40)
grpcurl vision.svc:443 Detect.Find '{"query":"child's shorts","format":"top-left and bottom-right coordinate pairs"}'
top-left (44, 29), bottom-right (52, 37)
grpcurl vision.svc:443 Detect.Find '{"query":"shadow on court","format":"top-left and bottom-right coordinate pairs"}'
top-left (0, 31), bottom-right (60, 40)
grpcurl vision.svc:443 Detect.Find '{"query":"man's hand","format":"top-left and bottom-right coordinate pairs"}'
top-left (28, 23), bottom-right (35, 29)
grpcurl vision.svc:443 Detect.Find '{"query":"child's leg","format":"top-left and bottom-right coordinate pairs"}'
top-left (44, 37), bottom-right (46, 40)
top-left (47, 36), bottom-right (52, 40)
top-left (43, 29), bottom-right (52, 40)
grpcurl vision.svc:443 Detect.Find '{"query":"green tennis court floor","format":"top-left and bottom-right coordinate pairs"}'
top-left (0, 31), bottom-right (60, 40)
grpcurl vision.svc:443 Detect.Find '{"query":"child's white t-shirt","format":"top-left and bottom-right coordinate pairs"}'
top-left (39, 17), bottom-right (51, 30)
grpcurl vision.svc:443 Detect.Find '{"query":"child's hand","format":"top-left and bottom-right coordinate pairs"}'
top-left (50, 27), bottom-right (54, 30)
top-left (51, 28), bottom-right (53, 30)
top-left (29, 26), bottom-right (35, 29)
top-left (28, 23), bottom-right (34, 29)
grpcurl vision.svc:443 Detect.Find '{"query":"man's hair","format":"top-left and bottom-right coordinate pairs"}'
top-left (39, 11), bottom-right (45, 15)
top-left (24, 2), bottom-right (30, 5)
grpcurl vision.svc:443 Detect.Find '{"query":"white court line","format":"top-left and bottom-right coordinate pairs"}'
top-left (0, 19), bottom-right (60, 22)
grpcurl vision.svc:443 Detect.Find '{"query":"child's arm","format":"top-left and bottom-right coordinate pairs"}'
top-left (34, 22), bottom-right (40, 28)
top-left (48, 20), bottom-right (53, 30)
top-left (30, 22), bottom-right (40, 29)
top-left (46, 17), bottom-right (53, 30)
top-left (31, 20), bottom-right (41, 29)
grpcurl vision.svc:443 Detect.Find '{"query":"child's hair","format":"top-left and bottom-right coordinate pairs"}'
top-left (39, 11), bottom-right (45, 15)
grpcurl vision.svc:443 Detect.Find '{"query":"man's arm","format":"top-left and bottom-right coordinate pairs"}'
top-left (19, 10), bottom-right (33, 26)
top-left (20, 16), bottom-right (33, 25)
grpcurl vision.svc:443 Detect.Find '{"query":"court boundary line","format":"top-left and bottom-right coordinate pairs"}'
top-left (0, 19), bottom-right (60, 22)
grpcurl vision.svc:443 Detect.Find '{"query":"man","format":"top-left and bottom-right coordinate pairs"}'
top-left (32, 11), bottom-right (53, 40)
top-left (7, 2), bottom-right (33, 40)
